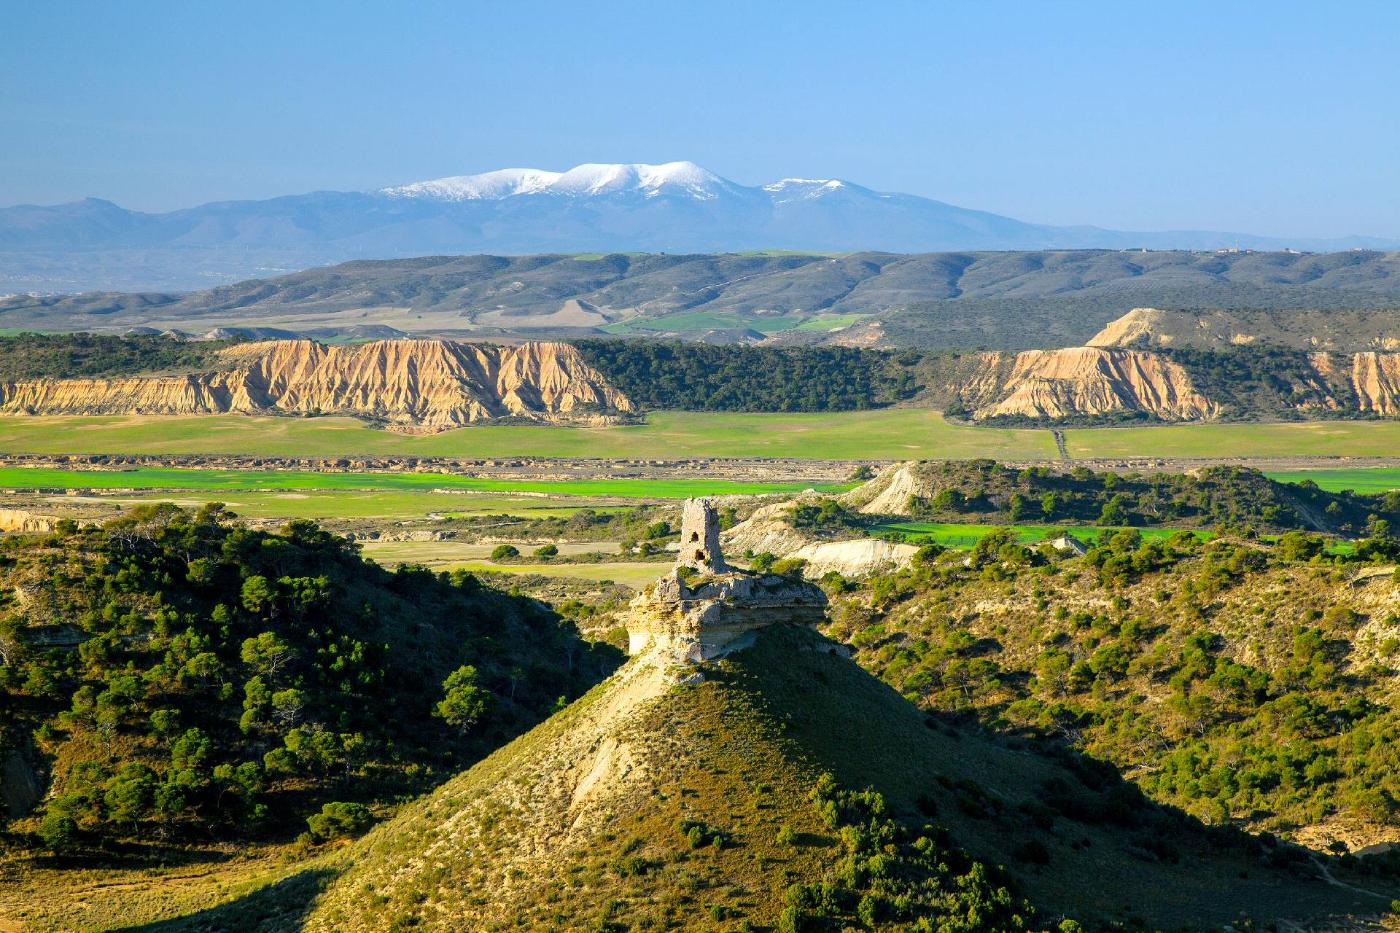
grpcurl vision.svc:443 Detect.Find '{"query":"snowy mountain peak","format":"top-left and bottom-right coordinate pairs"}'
top-left (379, 168), bottom-right (562, 201)
top-left (380, 161), bottom-right (732, 202)
top-left (763, 178), bottom-right (850, 201)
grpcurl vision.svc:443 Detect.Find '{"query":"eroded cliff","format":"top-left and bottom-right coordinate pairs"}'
top-left (0, 339), bottom-right (635, 431)
top-left (956, 347), bottom-right (1220, 421)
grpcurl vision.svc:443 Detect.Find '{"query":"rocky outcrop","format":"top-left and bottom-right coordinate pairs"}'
top-left (0, 508), bottom-right (59, 533)
top-left (1346, 352), bottom-right (1400, 416)
top-left (787, 538), bottom-right (918, 577)
top-left (721, 489), bottom-right (919, 578)
top-left (958, 347), bottom-right (1219, 421)
top-left (624, 498), bottom-right (828, 661)
top-left (0, 339), bottom-right (634, 432)
top-left (841, 463), bottom-right (922, 515)
top-left (620, 568), bottom-right (829, 661)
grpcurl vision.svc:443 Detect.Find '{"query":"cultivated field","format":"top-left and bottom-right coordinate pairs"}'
top-left (0, 411), bottom-right (1052, 460)
top-left (1264, 467), bottom-right (1400, 494)
top-left (0, 466), bottom-right (839, 498)
top-left (4, 411), bottom-right (1400, 462)
top-left (871, 521), bottom-right (1212, 548)
top-left (1066, 420), bottom-right (1400, 460)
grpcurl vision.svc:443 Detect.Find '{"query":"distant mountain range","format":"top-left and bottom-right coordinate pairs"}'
top-left (6, 249), bottom-right (1400, 349)
top-left (3, 161), bottom-right (1397, 293)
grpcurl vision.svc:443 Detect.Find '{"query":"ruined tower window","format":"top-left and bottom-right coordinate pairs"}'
top-left (677, 497), bottom-right (727, 574)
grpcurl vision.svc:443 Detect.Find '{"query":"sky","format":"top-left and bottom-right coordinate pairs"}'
top-left (3, 0), bottom-right (1398, 239)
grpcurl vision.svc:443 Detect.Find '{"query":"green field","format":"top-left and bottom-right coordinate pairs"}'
top-left (432, 560), bottom-right (667, 587)
top-left (0, 411), bottom-right (1054, 460)
top-left (59, 490), bottom-right (633, 522)
top-left (0, 465), bottom-right (845, 498)
top-left (1264, 467), bottom-right (1400, 494)
top-left (4, 411), bottom-right (1400, 463)
top-left (603, 310), bottom-right (808, 334)
top-left (1066, 420), bottom-right (1400, 459)
top-left (872, 521), bottom-right (1211, 549)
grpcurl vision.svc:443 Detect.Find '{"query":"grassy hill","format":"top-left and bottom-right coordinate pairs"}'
top-left (287, 626), bottom-right (1394, 931)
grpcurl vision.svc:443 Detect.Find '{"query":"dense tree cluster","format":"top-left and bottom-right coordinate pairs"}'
top-left (1166, 346), bottom-right (1365, 420)
top-left (0, 333), bottom-right (230, 381)
top-left (894, 461), bottom-right (1400, 536)
top-left (572, 340), bottom-right (924, 412)
top-left (0, 505), bottom-right (617, 850)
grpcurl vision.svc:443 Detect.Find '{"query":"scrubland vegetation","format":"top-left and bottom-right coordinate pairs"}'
top-left (0, 505), bottom-right (617, 853)
top-left (826, 525), bottom-right (1400, 845)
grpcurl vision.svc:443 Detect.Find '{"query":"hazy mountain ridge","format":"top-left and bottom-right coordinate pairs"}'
top-left (6, 249), bottom-right (1400, 348)
top-left (4, 161), bottom-right (1396, 293)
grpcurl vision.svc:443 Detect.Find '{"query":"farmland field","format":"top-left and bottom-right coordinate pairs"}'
top-left (0, 411), bottom-right (1052, 460)
top-left (1066, 420), bottom-right (1400, 460)
top-left (1264, 467), bottom-right (1400, 494)
top-left (0, 465), bottom-right (843, 498)
top-left (4, 411), bottom-right (1400, 461)
top-left (871, 521), bottom-right (1212, 548)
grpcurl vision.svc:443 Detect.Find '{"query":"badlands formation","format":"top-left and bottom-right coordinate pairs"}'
top-left (0, 339), bottom-right (633, 431)
top-left (951, 308), bottom-right (1400, 421)
top-left (955, 346), bottom-right (1219, 420)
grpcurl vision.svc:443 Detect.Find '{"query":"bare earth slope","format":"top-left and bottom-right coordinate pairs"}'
top-left (957, 347), bottom-right (1220, 420)
top-left (0, 339), bottom-right (634, 431)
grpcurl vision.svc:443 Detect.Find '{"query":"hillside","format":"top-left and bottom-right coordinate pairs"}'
top-left (1090, 307), bottom-right (1400, 352)
top-left (0, 506), bottom-right (618, 854)
top-left (841, 461), bottom-right (1400, 534)
top-left (0, 338), bottom-right (634, 431)
top-left (1, 329), bottom-right (1398, 426)
top-left (295, 585), bottom-right (1392, 932)
top-left (7, 250), bottom-right (1400, 347)
top-left (821, 529), bottom-right (1400, 855)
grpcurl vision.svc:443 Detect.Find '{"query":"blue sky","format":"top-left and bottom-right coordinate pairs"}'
top-left (3, 0), bottom-right (1398, 238)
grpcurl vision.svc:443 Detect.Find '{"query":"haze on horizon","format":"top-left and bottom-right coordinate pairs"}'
top-left (3, 0), bottom-right (1399, 241)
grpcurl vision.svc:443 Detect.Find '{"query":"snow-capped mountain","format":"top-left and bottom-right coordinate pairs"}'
top-left (382, 161), bottom-right (740, 202)
top-left (2, 160), bottom-right (1396, 293)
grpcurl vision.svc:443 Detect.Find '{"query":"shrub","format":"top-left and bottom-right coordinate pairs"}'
top-left (490, 544), bottom-right (520, 560)
top-left (306, 801), bottom-right (373, 841)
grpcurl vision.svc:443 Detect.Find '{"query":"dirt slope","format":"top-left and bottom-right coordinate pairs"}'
top-left (0, 339), bottom-right (634, 431)
top-left (956, 347), bottom-right (1219, 420)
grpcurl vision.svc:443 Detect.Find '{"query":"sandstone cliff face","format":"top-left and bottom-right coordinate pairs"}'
top-left (959, 347), bottom-right (1219, 421)
top-left (0, 339), bottom-right (634, 432)
top-left (1333, 351), bottom-right (1400, 416)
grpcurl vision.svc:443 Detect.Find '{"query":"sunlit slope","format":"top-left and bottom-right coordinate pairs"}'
top-left (301, 625), bottom-right (1390, 931)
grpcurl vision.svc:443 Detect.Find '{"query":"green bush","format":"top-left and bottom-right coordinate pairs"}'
top-left (306, 801), bottom-right (373, 841)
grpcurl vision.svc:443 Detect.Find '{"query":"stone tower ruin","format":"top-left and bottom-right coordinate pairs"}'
top-left (677, 497), bottom-right (727, 573)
